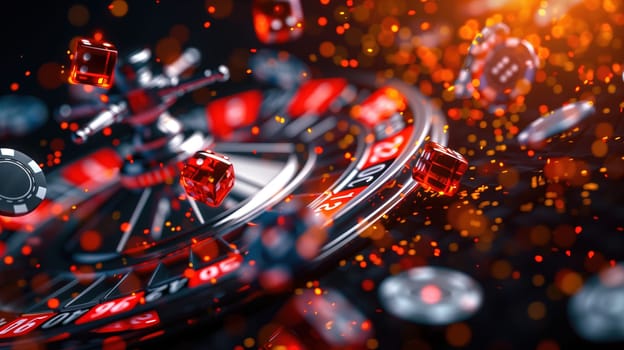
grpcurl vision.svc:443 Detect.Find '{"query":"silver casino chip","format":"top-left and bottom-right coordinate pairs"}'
top-left (378, 266), bottom-right (483, 325)
top-left (569, 263), bottom-right (624, 342)
top-left (517, 100), bottom-right (595, 148)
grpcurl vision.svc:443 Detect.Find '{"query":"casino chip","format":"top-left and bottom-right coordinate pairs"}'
top-left (0, 95), bottom-right (48, 138)
top-left (378, 266), bottom-right (483, 325)
top-left (454, 23), bottom-right (539, 112)
top-left (0, 148), bottom-right (47, 216)
top-left (517, 100), bottom-right (595, 148)
top-left (249, 49), bottom-right (310, 89)
top-left (241, 199), bottom-right (325, 291)
top-left (569, 263), bottom-right (624, 342)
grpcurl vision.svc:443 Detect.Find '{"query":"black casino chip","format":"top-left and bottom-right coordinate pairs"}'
top-left (454, 23), bottom-right (539, 112)
top-left (478, 37), bottom-right (538, 106)
top-left (0, 148), bottom-right (47, 216)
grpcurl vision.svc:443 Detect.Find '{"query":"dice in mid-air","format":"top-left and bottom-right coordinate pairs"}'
top-left (252, 0), bottom-right (304, 44)
top-left (68, 38), bottom-right (118, 89)
top-left (412, 141), bottom-right (468, 196)
top-left (180, 150), bottom-right (235, 207)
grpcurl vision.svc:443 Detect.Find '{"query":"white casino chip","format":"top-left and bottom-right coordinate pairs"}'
top-left (378, 266), bottom-right (483, 325)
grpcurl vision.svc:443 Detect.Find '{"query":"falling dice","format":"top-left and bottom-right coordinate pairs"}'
top-left (68, 38), bottom-right (118, 88)
top-left (252, 0), bottom-right (304, 44)
top-left (180, 150), bottom-right (235, 207)
top-left (412, 142), bottom-right (468, 196)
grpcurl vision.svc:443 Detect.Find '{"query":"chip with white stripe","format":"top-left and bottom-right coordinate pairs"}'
top-left (0, 148), bottom-right (47, 216)
top-left (454, 23), bottom-right (539, 112)
top-left (378, 266), bottom-right (483, 325)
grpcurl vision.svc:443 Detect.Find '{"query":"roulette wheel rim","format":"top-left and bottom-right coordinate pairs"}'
top-left (0, 66), bottom-right (451, 347)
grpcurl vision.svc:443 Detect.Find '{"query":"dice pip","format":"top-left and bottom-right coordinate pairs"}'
top-left (69, 38), bottom-right (118, 89)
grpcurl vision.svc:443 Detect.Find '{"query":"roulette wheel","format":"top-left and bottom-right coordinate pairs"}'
top-left (0, 1), bottom-right (623, 349)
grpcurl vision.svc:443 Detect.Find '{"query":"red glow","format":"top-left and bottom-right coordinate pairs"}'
top-left (47, 298), bottom-right (60, 309)
top-left (420, 284), bottom-right (443, 304)
top-left (20, 245), bottom-right (32, 256)
top-left (361, 279), bottom-right (375, 291)
top-left (75, 292), bottom-right (144, 325)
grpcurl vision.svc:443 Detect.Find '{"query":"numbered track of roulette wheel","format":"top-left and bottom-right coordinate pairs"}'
top-left (0, 70), bottom-right (449, 348)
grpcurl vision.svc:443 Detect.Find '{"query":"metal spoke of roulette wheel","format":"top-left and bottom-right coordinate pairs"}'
top-left (0, 51), bottom-right (453, 348)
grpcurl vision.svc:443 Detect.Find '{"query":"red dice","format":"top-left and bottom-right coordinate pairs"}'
top-left (180, 150), bottom-right (235, 207)
top-left (69, 38), bottom-right (118, 89)
top-left (412, 141), bottom-right (468, 196)
top-left (253, 0), bottom-right (304, 44)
